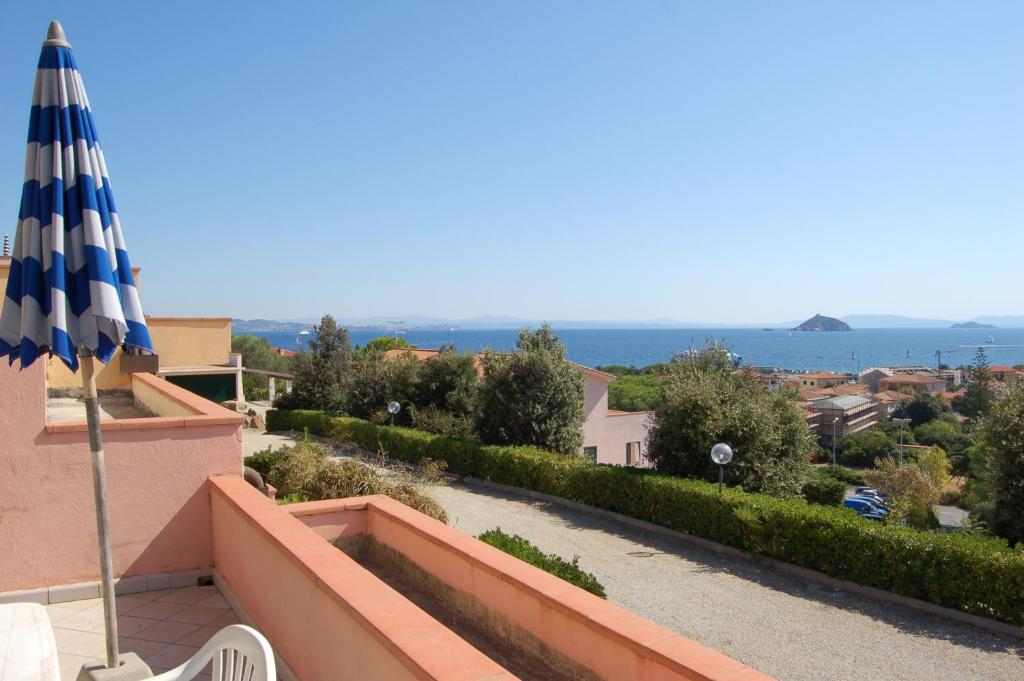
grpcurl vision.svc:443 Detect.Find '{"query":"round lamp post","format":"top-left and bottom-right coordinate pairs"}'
top-left (387, 400), bottom-right (401, 426)
top-left (711, 443), bottom-right (733, 493)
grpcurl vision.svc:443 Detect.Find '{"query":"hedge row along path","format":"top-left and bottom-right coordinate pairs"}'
top-left (245, 430), bottom-right (1024, 681)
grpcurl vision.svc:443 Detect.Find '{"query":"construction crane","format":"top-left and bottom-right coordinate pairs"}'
top-left (935, 347), bottom-right (968, 370)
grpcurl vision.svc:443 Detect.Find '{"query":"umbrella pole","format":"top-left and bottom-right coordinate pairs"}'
top-left (79, 347), bottom-right (120, 669)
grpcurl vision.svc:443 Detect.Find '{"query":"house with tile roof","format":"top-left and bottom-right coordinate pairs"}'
top-left (796, 371), bottom-right (850, 390)
top-left (878, 374), bottom-right (947, 395)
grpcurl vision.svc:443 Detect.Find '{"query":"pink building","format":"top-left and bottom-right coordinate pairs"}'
top-left (577, 363), bottom-right (653, 468)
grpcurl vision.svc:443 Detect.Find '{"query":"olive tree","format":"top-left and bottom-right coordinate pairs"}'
top-left (285, 315), bottom-right (351, 412)
top-left (414, 345), bottom-right (479, 416)
top-left (647, 347), bottom-right (813, 498)
top-left (476, 325), bottom-right (585, 455)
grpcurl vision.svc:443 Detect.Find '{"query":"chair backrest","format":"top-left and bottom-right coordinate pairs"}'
top-left (149, 625), bottom-right (275, 681)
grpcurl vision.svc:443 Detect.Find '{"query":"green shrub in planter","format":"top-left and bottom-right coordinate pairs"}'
top-left (478, 528), bottom-right (606, 598)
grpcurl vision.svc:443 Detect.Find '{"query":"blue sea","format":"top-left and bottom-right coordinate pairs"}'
top-left (245, 327), bottom-right (1024, 373)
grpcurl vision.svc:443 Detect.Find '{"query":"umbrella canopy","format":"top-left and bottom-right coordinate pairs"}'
top-left (0, 21), bottom-right (156, 672)
top-left (0, 20), bottom-right (151, 371)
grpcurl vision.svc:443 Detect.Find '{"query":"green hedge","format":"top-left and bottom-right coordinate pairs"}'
top-left (267, 409), bottom-right (1024, 625)
top-left (800, 476), bottom-right (845, 506)
top-left (478, 528), bottom-right (606, 598)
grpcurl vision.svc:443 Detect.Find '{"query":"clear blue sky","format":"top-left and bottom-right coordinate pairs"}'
top-left (2, 2), bottom-right (1022, 324)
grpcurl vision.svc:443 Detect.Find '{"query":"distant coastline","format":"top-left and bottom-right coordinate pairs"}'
top-left (232, 313), bottom-right (1024, 332)
top-left (245, 326), bottom-right (1024, 374)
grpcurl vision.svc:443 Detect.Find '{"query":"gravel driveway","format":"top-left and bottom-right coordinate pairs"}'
top-left (246, 431), bottom-right (1024, 681)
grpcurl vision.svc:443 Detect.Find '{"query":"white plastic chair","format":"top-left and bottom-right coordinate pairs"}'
top-left (149, 625), bottom-right (275, 681)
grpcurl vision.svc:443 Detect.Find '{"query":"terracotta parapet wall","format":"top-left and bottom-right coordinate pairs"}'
top-left (286, 494), bottom-right (774, 681)
top-left (208, 477), bottom-right (515, 681)
top-left (44, 372), bottom-right (243, 434)
top-left (361, 495), bottom-right (775, 681)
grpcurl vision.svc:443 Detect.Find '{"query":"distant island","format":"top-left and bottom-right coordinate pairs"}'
top-left (232, 318), bottom-right (313, 333)
top-left (792, 314), bottom-right (851, 332)
top-left (951, 321), bottom-right (997, 329)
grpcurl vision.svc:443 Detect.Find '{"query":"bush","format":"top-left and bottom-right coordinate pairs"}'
top-left (864, 458), bottom-right (942, 530)
top-left (977, 380), bottom-right (1024, 545)
top-left (939, 489), bottom-right (964, 507)
top-left (411, 405), bottom-right (476, 439)
top-left (244, 447), bottom-right (285, 479)
top-left (264, 439), bottom-right (447, 523)
top-left (893, 393), bottom-right (953, 428)
top-left (839, 429), bottom-right (898, 468)
top-left (478, 528), bottom-right (606, 598)
top-left (412, 346), bottom-right (479, 417)
top-left (648, 346), bottom-right (812, 497)
top-left (268, 409), bottom-right (1024, 626)
top-left (801, 476), bottom-right (845, 506)
top-left (825, 466), bottom-right (866, 486)
top-left (283, 315), bottom-right (352, 413)
top-left (476, 325), bottom-right (585, 455)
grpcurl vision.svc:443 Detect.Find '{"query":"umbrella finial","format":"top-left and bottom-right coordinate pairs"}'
top-left (44, 20), bottom-right (71, 48)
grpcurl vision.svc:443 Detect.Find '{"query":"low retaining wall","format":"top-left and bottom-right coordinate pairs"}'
top-left (209, 477), bottom-right (513, 681)
top-left (290, 495), bottom-right (775, 681)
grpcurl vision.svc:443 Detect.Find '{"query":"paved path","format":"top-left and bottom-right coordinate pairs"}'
top-left (246, 431), bottom-right (1023, 681)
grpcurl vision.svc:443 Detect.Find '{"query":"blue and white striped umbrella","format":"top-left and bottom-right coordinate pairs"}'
top-left (0, 21), bottom-right (151, 372)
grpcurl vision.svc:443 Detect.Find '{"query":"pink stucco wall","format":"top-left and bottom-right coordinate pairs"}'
top-left (580, 373), bottom-right (653, 467)
top-left (602, 411), bottom-right (654, 467)
top-left (0, 361), bottom-right (242, 592)
top-left (580, 373), bottom-right (608, 451)
top-left (290, 495), bottom-right (774, 681)
top-left (210, 479), bottom-right (514, 681)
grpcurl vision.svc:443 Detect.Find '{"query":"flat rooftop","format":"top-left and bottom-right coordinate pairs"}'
top-left (46, 393), bottom-right (150, 422)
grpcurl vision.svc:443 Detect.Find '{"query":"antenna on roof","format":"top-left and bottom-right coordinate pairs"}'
top-left (2, 234), bottom-right (9, 257)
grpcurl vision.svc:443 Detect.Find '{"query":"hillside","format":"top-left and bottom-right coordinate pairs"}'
top-left (792, 314), bottom-right (851, 332)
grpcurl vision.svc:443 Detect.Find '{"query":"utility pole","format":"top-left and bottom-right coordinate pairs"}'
top-left (893, 417), bottom-right (911, 466)
top-left (831, 417), bottom-right (840, 468)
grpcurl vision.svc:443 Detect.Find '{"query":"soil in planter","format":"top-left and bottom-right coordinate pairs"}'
top-left (339, 536), bottom-right (596, 681)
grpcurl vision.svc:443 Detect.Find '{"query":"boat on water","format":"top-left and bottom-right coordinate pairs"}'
top-left (298, 330), bottom-right (311, 335)
top-left (986, 335), bottom-right (995, 344)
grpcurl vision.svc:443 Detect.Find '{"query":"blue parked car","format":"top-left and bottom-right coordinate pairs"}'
top-left (849, 495), bottom-right (889, 513)
top-left (843, 498), bottom-right (886, 521)
top-left (855, 486), bottom-right (889, 501)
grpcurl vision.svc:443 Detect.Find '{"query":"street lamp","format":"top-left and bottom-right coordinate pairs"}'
top-left (831, 417), bottom-right (840, 469)
top-left (893, 417), bottom-right (911, 466)
top-left (711, 443), bottom-right (733, 494)
top-left (387, 400), bottom-right (401, 426)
